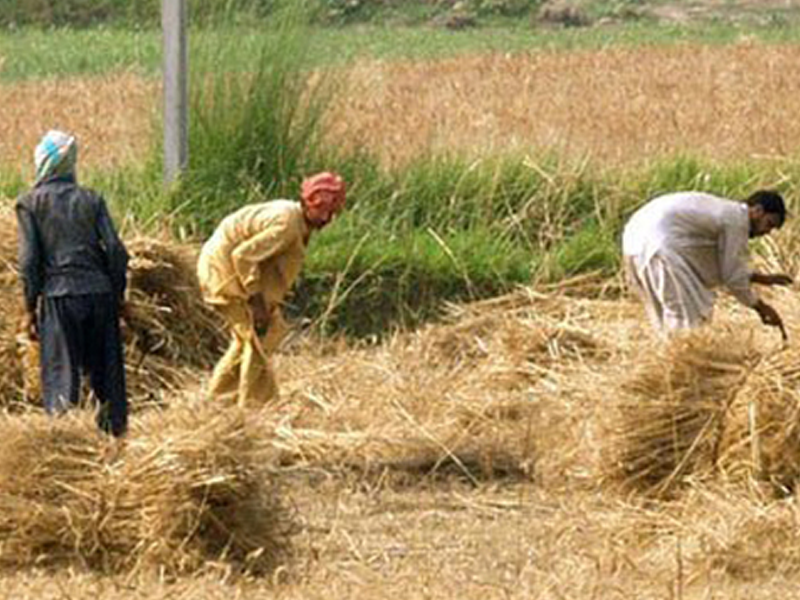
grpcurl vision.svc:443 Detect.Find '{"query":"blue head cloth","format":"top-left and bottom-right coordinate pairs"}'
top-left (34, 130), bottom-right (77, 184)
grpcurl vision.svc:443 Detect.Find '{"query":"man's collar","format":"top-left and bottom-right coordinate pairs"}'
top-left (35, 174), bottom-right (76, 188)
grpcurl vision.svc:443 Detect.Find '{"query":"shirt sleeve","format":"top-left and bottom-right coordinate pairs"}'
top-left (230, 212), bottom-right (296, 297)
top-left (15, 199), bottom-right (43, 313)
top-left (719, 209), bottom-right (757, 307)
top-left (96, 197), bottom-right (129, 302)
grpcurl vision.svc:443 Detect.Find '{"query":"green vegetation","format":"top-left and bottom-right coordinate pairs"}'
top-left (4, 0), bottom-right (800, 29)
top-left (4, 16), bottom-right (800, 82)
top-left (171, 3), bottom-right (333, 235)
top-left (4, 1), bottom-right (800, 336)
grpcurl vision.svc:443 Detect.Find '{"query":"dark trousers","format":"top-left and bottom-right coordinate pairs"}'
top-left (40, 293), bottom-right (127, 437)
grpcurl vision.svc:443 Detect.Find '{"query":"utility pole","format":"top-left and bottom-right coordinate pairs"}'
top-left (162, 0), bottom-right (188, 185)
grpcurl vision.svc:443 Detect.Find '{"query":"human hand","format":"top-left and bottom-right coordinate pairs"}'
top-left (754, 300), bottom-right (788, 341)
top-left (22, 310), bottom-right (38, 342)
top-left (248, 295), bottom-right (271, 334)
top-left (119, 300), bottom-right (134, 322)
top-left (119, 301), bottom-right (133, 342)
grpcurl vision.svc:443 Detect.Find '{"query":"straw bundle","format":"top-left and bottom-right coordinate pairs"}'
top-left (0, 204), bottom-right (27, 402)
top-left (123, 237), bottom-right (225, 403)
top-left (601, 330), bottom-right (756, 496)
top-left (0, 403), bottom-right (292, 575)
top-left (125, 237), bottom-right (224, 368)
top-left (717, 348), bottom-right (800, 493)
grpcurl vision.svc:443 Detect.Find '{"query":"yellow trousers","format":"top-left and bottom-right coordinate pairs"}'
top-left (207, 300), bottom-right (286, 408)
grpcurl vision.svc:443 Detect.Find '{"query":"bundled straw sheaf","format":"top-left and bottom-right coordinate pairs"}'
top-left (125, 237), bottom-right (224, 367)
top-left (123, 237), bottom-right (226, 403)
top-left (718, 348), bottom-right (800, 492)
top-left (605, 331), bottom-right (752, 494)
top-left (601, 287), bottom-right (800, 498)
top-left (0, 403), bottom-right (292, 575)
top-left (600, 329), bottom-right (758, 496)
top-left (0, 205), bottom-right (28, 404)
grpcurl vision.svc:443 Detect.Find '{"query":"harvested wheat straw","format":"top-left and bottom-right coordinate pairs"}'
top-left (600, 329), bottom-right (756, 496)
top-left (271, 279), bottom-right (625, 488)
top-left (0, 402), bottom-right (292, 575)
top-left (598, 285), bottom-right (800, 497)
top-left (718, 347), bottom-right (800, 492)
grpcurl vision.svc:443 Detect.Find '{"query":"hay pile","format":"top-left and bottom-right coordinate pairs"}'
top-left (123, 237), bottom-right (225, 403)
top-left (0, 205), bottom-right (27, 403)
top-left (270, 281), bottom-right (630, 489)
top-left (600, 329), bottom-right (756, 496)
top-left (601, 288), bottom-right (800, 497)
top-left (0, 206), bottom-right (225, 406)
top-left (718, 347), bottom-right (800, 492)
top-left (0, 402), bottom-right (292, 575)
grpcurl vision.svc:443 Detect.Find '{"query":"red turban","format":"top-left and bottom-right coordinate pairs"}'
top-left (301, 172), bottom-right (346, 210)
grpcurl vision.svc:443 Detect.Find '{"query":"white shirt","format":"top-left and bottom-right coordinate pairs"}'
top-left (622, 192), bottom-right (757, 307)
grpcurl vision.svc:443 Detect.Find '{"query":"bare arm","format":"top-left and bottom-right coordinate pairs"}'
top-left (751, 272), bottom-right (794, 286)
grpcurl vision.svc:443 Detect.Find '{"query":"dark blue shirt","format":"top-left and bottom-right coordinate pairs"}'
top-left (16, 176), bottom-right (129, 313)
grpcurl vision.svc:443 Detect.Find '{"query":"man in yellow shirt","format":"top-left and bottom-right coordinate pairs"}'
top-left (197, 172), bottom-right (346, 406)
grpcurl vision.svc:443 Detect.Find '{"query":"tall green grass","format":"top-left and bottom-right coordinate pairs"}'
top-left (285, 151), bottom-right (800, 336)
top-left (161, 2), bottom-right (332, 234)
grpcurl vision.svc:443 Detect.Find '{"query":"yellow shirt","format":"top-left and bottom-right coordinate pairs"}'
top-left (197, 200), bottom-right (309, 307)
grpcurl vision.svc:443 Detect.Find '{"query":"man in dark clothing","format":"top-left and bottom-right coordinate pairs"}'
top-left (16, 130), bottom-right (129, 436)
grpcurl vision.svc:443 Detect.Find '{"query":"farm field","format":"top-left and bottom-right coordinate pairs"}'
top-left (4, 2), bottom-right (800, 598)
top-left (4, 42), bottom-right (800, 188)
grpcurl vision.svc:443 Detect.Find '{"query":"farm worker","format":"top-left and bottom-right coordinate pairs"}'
top-left (197, 172), bottom-right (346, 407)
top-left (622, 190), bottom-right (792, 338)
top-left (16, 130), bottom-right (129, 436)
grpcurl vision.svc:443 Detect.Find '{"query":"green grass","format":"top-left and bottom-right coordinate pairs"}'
top-left (295, 225), bottom-right (534, 336)
top-left (280, 151), bottom-right (800, 337)
top-left (6, 3), bottom-right (800, 337)
top-left (4, 19), bottom-right (800, 82)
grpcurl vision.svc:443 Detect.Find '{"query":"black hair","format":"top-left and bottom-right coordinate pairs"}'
top-left (746, 189), bottom-right (787, 227)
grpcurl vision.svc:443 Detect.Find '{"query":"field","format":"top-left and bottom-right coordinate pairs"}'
top-left (4, 2), bottom-right (800, 597)
top-left (6, 42), bottom-right (800, 176)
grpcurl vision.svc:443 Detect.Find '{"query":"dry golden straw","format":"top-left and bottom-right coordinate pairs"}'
top-left (329, 41), bottom-right (800, 168)
top-left (4, 42), bottom-right (800, 175)
top-left (0, 402), bottom-right (292, 575)
top-left (0, 73), bottom-right (156, 175)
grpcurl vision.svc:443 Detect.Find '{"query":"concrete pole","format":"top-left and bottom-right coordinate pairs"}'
top-left (162, 0), bottom-right (188, 185)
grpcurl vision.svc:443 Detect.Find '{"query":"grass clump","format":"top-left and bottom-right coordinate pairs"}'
top-left (168, 1), bottom-right (331, 235)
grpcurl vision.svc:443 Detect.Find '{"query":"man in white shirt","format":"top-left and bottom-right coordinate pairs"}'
top-left (622, 190), bottom-right (792, 337)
